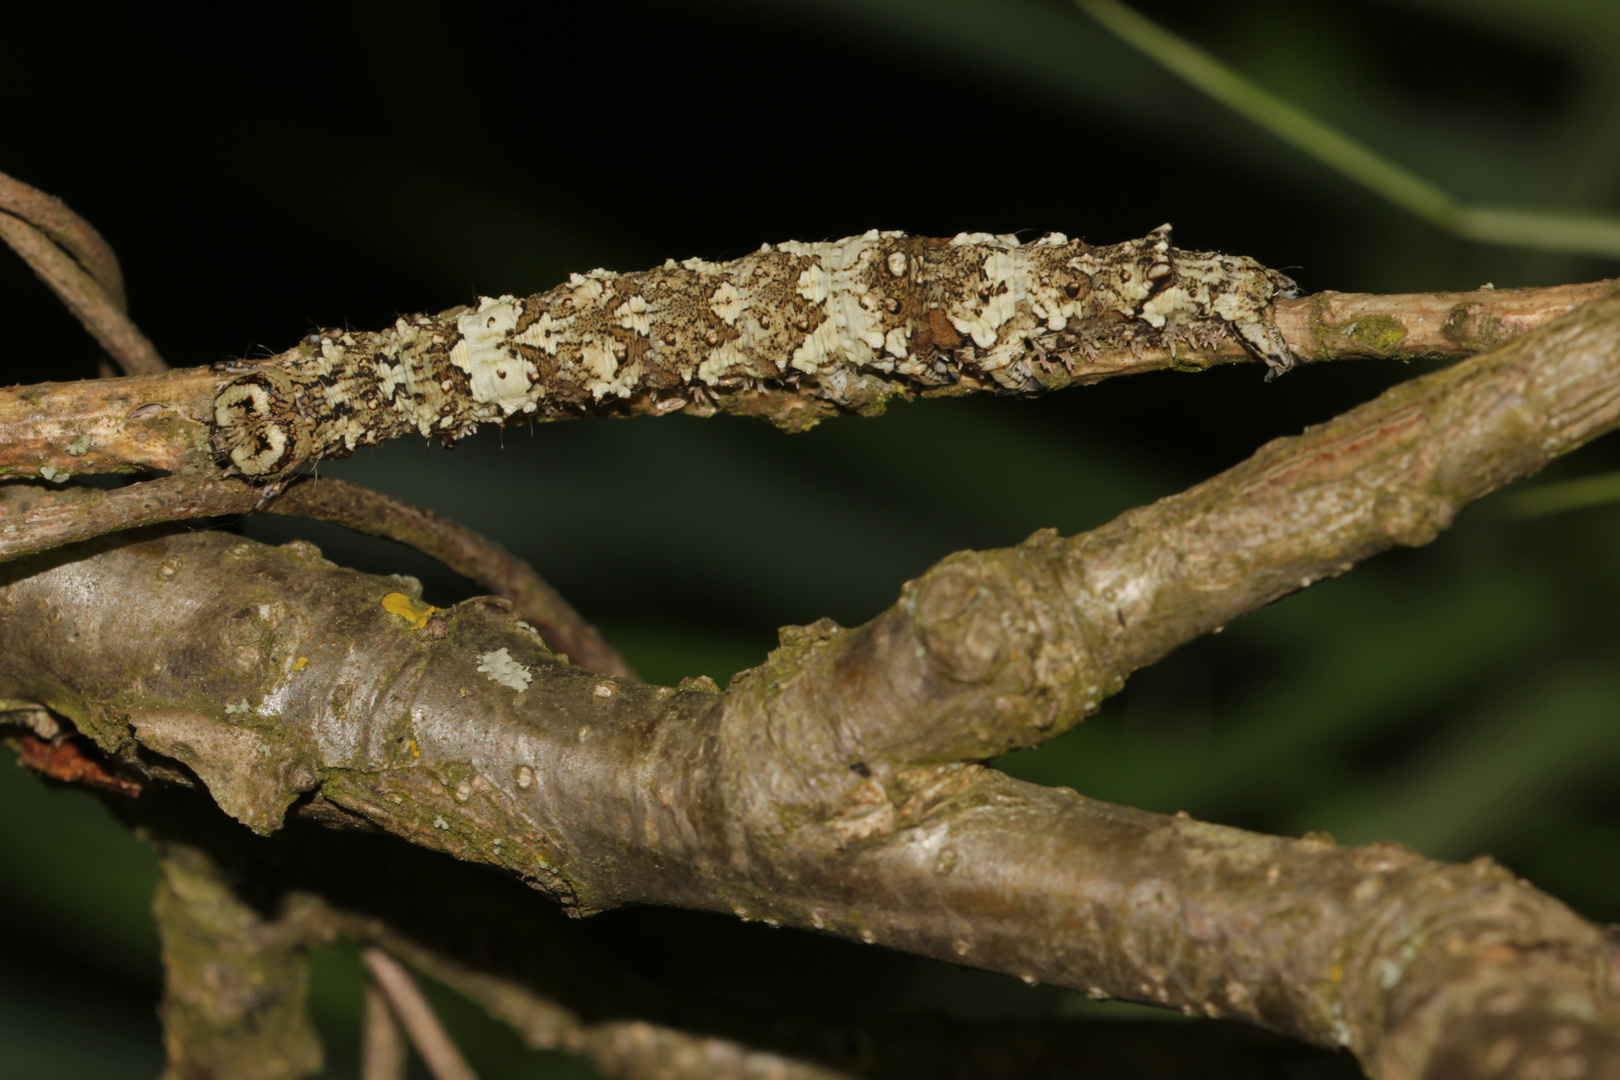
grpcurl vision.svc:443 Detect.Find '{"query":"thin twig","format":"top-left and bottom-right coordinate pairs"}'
top-left (362, 948), bottom-right (480, 1080)
top-left (0, 473), bottom-right (633, 677)
top-left (0, 169), bottom-right (127, 306)
top-left (273, 478), bottom-right (633, 677)
top-left (0, 212), bottom-right (168, 375)
top-left (362, 982), bottom-right (408, 1080)
top-left (367, 928), bottom-right (865, 1080)
top-left (2, 282), bottom-right (1608, 484)
top-left (0, 172), bottom-right (167, 376)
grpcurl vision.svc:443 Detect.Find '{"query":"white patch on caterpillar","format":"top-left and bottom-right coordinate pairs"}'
top-left (567, 272), bottom-right (607, 301)
top-left (452, 296), bottom-right (538, 416)
top-left (373, 359), bottom-right (406, 400)
top-left (515, 310), bottom-right (570, 356)
top-left (709, 281), bottom-right (743, 325)
top-left (795, 262), bottom-right (831, 304)
top-left (883, 325), bottom-right (910, 359)
top-left (614, 295), bottom-right (651, 336)
top-left (791, 316), bottom-right (843, 374)
top-left (951, 246), bottom-right (1026, 351)
top-left (785, 234), bottom-right (889, 372)
top-left (698, 338), bottom-right (753, 385)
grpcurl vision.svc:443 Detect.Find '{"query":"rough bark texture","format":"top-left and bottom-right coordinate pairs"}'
top-left (0, 475), bottom-right (632, 676)
top-left (5, 285), bottom-right (1620, 1080)
top-left (0, 365), bottom-right (214, 478)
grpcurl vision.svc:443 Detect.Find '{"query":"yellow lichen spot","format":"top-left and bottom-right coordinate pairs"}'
top-left (382, 592), bottom-right (439, 630)
top-left (292, 657), bottom-right (309, 671)
top-left (407, 739), bottom-right (420, 758)
top-left (1329, 965), bottom-right (1344, 983)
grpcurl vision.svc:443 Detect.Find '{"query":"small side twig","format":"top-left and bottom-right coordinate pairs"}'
top-left (0, 473), bottom-right (633, 677)
top-left (368, 928), bottom-right (863, 1080)
top-left (271, 478), bottom-right (633, 678)
top-left (362, 983), bottom-right (407, 1080)
top-left (363, 948), bottom-right (479, 1080)
top-left (0, 169), bottom-right (126, 303)
top-left (0, 169), bottom-right (166, 375)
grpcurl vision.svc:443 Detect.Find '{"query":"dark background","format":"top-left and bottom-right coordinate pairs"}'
top-left (3, 2), bottom-right (1619, 1076)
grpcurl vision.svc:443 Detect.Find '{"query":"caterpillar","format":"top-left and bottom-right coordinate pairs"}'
top-left (212, 225), bottom-right (1300, 481)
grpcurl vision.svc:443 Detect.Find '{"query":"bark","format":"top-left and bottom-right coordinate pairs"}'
top-left (5, 284), bottom-right (1620, 1079)
top-left (138, 817), bottom-right (1318, 1080)
top-left (0, 474), bottom-right (632, 677)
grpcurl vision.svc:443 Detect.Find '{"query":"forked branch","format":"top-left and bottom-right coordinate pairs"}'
top-left (5, 283), bottom-right (1619, 1080)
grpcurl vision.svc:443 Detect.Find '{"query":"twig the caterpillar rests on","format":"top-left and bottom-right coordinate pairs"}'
top-left (212, 225), bottom-right (1300, 481)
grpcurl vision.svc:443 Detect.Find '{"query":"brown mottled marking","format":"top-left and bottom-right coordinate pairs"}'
top-left (213, 227), bottom-right (1299, 480)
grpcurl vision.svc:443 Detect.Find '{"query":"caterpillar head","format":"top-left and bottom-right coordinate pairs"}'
top-left (212, 370), bottom-right (314, 479)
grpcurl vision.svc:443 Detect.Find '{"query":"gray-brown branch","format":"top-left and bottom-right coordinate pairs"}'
top-left (6, 284), bottom-right (1620, 1079)
top-left (0, 475), bottom-right (630, 676)
top-left (154, 835), bottom-right (1297, 1080)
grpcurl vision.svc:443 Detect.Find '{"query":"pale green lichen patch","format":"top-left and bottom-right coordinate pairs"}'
top-left (1305, 297), bottom-right (1412, 360)
top-left (65, 433), bottom-right (92, 455)
top-left (477, 648), bottom-right (532, 691)
top-left (1344, 315), bottom-right (1408, 354)
top-left (1441, 301), bottom-right (1509, 352)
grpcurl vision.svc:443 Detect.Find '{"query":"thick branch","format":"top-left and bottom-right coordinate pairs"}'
top-left (6, 530), bottom-right (1615, 1080)
top-left (132, 808), bottom-right (1340, 1080)
top-left (0, 475), bottom-right (632, 676)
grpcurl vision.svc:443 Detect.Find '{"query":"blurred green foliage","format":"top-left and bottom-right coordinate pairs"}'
top-left (3, 1), bottom-right (1619, 1076)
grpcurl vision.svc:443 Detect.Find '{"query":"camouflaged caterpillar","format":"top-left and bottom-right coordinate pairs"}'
top-left (213, 225), bottom-right (1299, 481)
